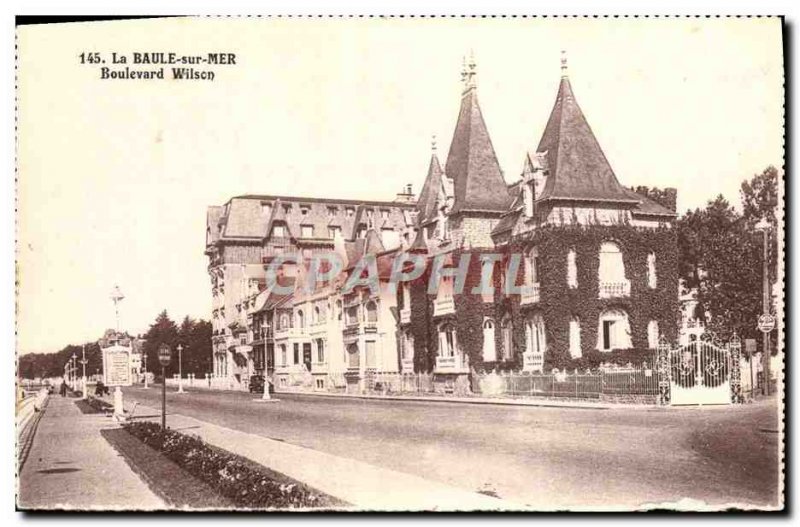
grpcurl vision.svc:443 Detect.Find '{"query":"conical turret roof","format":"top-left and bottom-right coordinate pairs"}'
top-left (535, 70), bottom-right (638, 204)
top-left (415, 148), bottom-right (443, 225)
top-left (444, 74), bottom-right (512, 214)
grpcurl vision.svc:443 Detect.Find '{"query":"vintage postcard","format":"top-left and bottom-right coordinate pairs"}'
top-left (14, 16), bottom-right (784, 512)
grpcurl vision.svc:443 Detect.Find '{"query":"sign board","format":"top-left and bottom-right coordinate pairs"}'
top-left (158, 344), bottom-right (172, 366)
top-left (758, 314), bottom-right (776, 333)
top-left (745, 339), bottom-right (757, 354)
top-left (103, 348), bottom-right (132, 387)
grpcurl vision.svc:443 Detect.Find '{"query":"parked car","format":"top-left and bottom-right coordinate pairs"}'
top-left (248, 374), bottom-right (275, 394)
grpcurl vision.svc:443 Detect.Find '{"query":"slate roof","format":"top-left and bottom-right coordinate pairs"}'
top-left (208, 194), bottom-right (415, 246)
top-left (415, 153), bottom-right (443, 225)
top-left (444, 87), bottom-right (512, 214)
top-left (535, 76), bottom-right (639, 204)
top-left (206, 206), bottom-right (224, 244)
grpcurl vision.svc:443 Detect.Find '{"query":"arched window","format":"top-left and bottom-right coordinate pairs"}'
top-left (346, 343), bottom-right (360, 369)
top-left (567, 249), bottom-right (578, 288)
top-left (501, 316), bottom-right (513, 360)
top-left (647, 320), bottom-right (660, 349)
top-left (599, 242), bottom-right (629, 297)
top-left (597, 308), bottom-right (633, 351)
top-left (438, 323), bottom-right (457, 357)
top-left (525, 246), bottom-right (539, 285)
top-left (569, 317), bottom-right (582, 358)
top-left (524, 314), bottom-right (546, 372)
top-left (297, 309), bottom-right (305, 329)
top-left (647, 252), bottom-right (657, 289)
top-left (336, 300), bottom-right (343, 321)
top-left (401, 330), bottom-right (414, 361)
top-left (365, 301), bottom-right (378, 323)
top-left (279, 313), bottom-right (290, 330)
top-left (482, 318), bottom-right (497, 362)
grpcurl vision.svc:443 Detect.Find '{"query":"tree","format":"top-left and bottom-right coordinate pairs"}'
top-left (142, 310), bottom-right (179, 377)
top-left (676, 167), bottom-right (779, 350)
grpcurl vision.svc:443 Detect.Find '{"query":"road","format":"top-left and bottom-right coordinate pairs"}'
top-left (121, 387), bottom-right (780, 510)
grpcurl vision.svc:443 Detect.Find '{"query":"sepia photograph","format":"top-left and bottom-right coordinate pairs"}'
top-left (13, 15), bottom-right (784, 512)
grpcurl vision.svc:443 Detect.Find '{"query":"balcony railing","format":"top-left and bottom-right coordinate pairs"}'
top-left (400, 308), bottom-right (411, 324)
top-left (433, 297), bottom-right (455, 317)
top-left (364, 320), bottom-right (378, 332)
top-left (520, 282), bottom-right (540, 305)
top-left (401, 357), bottom-right (414, 372)
top-left (598, 280), bottom-right (631, 299)
top-left (522, 351), bottom-right (545, 373)
top-left (435, 353), bottom-right (469, 373)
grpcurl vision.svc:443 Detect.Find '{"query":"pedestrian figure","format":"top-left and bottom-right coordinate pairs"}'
top-left (59, 380), bottom-right (67, 397)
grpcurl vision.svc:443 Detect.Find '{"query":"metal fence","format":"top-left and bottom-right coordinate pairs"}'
top-left (349, 368), bottom-right (659, 400)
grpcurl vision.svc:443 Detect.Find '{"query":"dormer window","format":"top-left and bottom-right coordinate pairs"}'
top-left (327, 206), bottom-right (338, 217)
top-left (346, 207), bottom-right (355, 217)
top-left (261, 202), bottom-right (272, 215)
top-left (300, 206), bottom-right (310, 216)
top-left (301, 225), bottom-right (314, 238)
top-left (282, 204), bottom-right (292, 214)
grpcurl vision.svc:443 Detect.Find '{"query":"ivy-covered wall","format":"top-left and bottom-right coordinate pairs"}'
top-left (505, 224), bottom-right (679, 370)
top-left (397, 224), bottom-right (678, 373)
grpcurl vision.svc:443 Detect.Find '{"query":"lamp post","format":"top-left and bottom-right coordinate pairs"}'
top-left (80, 345), bottom-right (87, 400)
top-left (755, 218), bottom-right (773, 396)
top-left (176, 344), bottom-right (185, 394)
top-left (143, 351), bottom-right (149, 389)
top-left (254, 323), bottom-right (277, 403)
top-left (71, 353), bottom-right (77, 391)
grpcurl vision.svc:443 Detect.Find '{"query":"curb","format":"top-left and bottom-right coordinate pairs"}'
top-left (273, 390), bottom-right (615, 409)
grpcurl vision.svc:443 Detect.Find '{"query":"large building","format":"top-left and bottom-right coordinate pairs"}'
top-left (205, 54), bottom-right (679, 393)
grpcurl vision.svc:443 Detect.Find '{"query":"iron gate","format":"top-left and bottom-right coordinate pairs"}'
top-left (657, 336), bottom-right (742, 405)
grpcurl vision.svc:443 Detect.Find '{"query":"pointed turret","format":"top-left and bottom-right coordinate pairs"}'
top-left (535, 52), bottom-right (639, 204)
top-left (444, 55), bottom-right (512, 214)
top-left (415, 135), bottom-right (444, 225)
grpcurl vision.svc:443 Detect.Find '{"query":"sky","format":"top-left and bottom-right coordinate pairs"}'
top-left (16, 17), bottom-right (783, 354)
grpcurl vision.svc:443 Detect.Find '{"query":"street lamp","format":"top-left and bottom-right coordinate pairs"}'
top-left (176, 344), bottom-right (185, 394)
top-left (143, 351), bottom-right (149, 389)
top-left (254, 324), bottom-right (277, 403)
top-left (755, 218), bottom-right (773, 396)
top-left (80, 345), bottom-right (87, 400)
top-left (71, 353), bottom-right (77, 391)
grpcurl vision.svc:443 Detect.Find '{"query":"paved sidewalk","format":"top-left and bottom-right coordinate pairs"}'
top-left (17, 396), bottom-right (164, 511)
top-left (127, 401), bottom-right (525, 511)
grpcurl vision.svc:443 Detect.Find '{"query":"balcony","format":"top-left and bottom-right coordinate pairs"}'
top-left (401, 357), bottom-right (414, 372)
top-left (520, 282), bottom-right (540, 305)
top-left (433, 297), bottom-right (455, 317)
top-left (311, 361), bottom-right (328, 373)
top-left (522, 351), bottom-right (544, 373)
top-left (400, 308), bottom-right (411, 325)
top-left (364, 320), bottom-right (378, 333)
top-left (435, 353), bottom-right (469, 373)
top-left (598, 280), bottom-right (631, 299)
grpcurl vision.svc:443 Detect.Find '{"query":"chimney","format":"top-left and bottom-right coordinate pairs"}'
top-left (395, 183), bottom-right (416, 204)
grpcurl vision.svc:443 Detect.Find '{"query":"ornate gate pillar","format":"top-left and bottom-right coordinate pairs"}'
top-left (729, 333), bottom-right (743, 403)
top-left (657, 336), bottom-right (671, 405)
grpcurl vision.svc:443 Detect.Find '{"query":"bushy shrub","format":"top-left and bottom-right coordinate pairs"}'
top-left (123, 421), bottom-right (329, 509)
